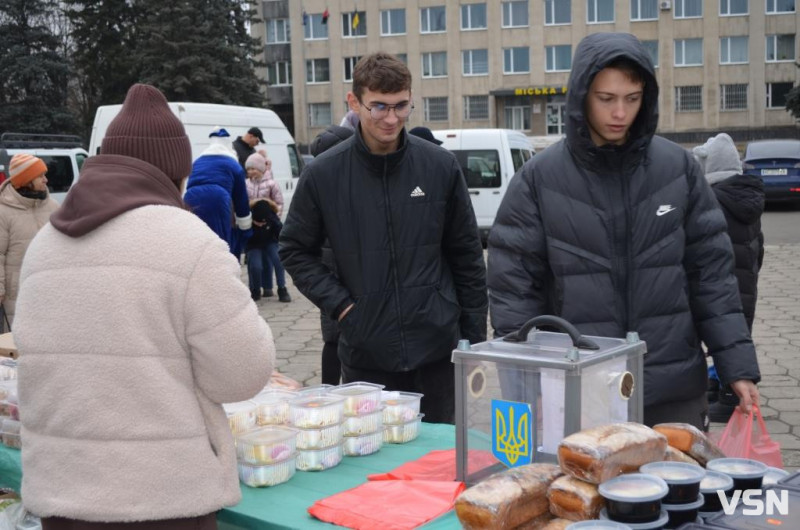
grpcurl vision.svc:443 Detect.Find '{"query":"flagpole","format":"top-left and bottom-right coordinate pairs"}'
top-left (301, 7), bottom-right (311, 154)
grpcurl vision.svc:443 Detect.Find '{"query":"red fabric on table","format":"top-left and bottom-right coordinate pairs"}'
top-left (367, 449), bottom-right (499, 482)
top-left (308, 479), bottom-right (466, 530)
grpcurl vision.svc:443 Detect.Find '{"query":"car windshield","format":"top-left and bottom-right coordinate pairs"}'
top-left (746, 141), bottom-right (800, 160)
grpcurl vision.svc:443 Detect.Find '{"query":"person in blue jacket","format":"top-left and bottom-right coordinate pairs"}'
top-left (184, 128), bottom-right (252, 255)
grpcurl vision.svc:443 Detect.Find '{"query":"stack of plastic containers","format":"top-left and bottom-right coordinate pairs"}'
top-left (0, 366), bottom-right (20, 449)
top-left (236, 425), bottom-right (298, 487)
top-left (597, 473), bottom-right (670, 529)
top-left (381, 390), bottom-right (424, 444)
top-left (251, 388), bottom-right (298, 426)
top-left (639, 461), bottom-right (706, 528)
top-left (289, 393), bottom-right (346, 470)
top-left (223, 400), bottom-right (258, 436)
top-left (331, 382), bottom-right (385, 457)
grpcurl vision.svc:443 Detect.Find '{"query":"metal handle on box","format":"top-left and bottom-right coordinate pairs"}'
top-left (502, 315), bottom-right (600, 350)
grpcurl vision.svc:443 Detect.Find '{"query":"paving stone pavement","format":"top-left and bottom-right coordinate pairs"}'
top-left (253, 244), bottom-right (800, 471)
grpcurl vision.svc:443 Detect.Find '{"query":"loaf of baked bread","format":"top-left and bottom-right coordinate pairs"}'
top-left (454, 463), bottom-right (563, 529)
top-left (664, 445), bottom-right (701, 466)
top-left (547, 475), bottom-right (604, 521)
top-left (557, 422), bottom-right (667, 484)
top-left (653, 422), bottom-right (725, 466)
top-left (508, 511), bottom-right (554, 529)
top-left (540, 519), bottom-right (573, 530)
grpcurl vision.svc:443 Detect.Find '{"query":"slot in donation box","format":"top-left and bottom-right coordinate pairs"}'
top-left (452, 315), bottom-right (646, 484)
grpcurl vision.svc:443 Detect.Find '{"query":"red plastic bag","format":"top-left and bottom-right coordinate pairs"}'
top-left (717, 406), bottom-right (783, 468)
top-left (367, 449), bottom-right (499, 482)
top-left (308, 479), bottom-right (466, 530)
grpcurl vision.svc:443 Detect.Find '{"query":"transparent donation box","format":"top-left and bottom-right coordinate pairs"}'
top-left (452, 316), bottom-right (646, 484)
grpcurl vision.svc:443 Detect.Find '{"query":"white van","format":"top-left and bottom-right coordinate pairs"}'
top-left (0, 133), bottom-right (89, 204)
top-left (89, 103), bottom-right (304, 210)
top-left (431, 129), bottom-right (534, 242)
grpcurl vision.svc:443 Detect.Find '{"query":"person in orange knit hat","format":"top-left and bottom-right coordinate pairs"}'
top-left (0, 153), bottom-right (59, 330)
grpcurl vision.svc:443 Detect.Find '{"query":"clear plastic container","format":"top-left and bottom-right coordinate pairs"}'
top-left (1, 432), bottom-right (20, 449)
top-left (343, 429), bottom-right (384, 456)
top-left (295, 422), bottom-right (344, 450)
top-left (296, 384), bottom-right (335, 398)
top-left (343, 408), bottom-right (383, 436)
top-left (238, 455), bottom-right (297, 487)
top-left (296, 443), bottom-right (344, 471)
top-left (383, 414), bottom-right (424, 444)
top-left (330, 382), bottom-right (384, 416)
top-left (1, 418), bottom-right (20, 435)
top-left (223, 400), bottom-right (258, 435)
top-left (251, 389), bottom-right (297, 426)
top-left (289, 395), bottom-right (345, 428)
top-left (235, 426), bottom-right (297, 465)
top-left (382, 391), bottom-right (423, 424)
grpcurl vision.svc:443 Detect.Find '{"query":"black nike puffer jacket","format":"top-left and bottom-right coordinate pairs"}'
top-left (280, 127), bottom-right (487, 372)
top-left (487, 33), bottom-right (760, 407)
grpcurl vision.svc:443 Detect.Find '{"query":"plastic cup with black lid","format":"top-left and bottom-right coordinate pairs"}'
top-left (640, 461), bottom-right (706, 504)
top-left (662, 494), bottom-right (704, 528)
top-left (698, 470), bottom-right (734, 513)
top-left (599, 508), bottom-right (669, 529)
top-left (598, 473), bottom-right (669, 524)
top-left (706, 457), bottom-right (767, 492)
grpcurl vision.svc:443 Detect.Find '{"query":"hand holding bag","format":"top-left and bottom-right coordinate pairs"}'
top-left (718, 405), bottom-right (783, 468)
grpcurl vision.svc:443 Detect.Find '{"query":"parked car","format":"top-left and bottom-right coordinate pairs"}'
top-left (743, 139), bottom-right (800, 202)
top-left (0, 133), bottom-right (88, 203)
top-left (431, 129), bottom-right (534, 244)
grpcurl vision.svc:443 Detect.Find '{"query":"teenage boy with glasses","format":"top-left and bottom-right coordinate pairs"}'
top-left (280, 52), bottom-right (487, 423)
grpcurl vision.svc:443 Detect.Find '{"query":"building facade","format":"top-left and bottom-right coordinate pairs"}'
top-left (256, 0), bottom-right (800, 147)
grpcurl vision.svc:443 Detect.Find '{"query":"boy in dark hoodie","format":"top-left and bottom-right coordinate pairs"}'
top-left (694, 133), bottom-right (765, 422)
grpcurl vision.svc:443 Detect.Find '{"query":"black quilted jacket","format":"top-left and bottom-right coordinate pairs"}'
top-left (487, 33), bottom-right (760, 407)
top-left (280, 127), bottom-right (487, 372)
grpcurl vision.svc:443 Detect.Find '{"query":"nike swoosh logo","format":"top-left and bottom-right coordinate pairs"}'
top-left (656, 207), bottom-right (676, 216)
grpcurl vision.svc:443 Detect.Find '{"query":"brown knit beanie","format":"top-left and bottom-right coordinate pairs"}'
top-left (101, 84), bottom-right (192, 183)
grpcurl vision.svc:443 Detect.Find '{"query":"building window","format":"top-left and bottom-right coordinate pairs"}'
top-left (308, 103), bottom-right (332, 127)
top-left (420, 6), bottom-right (446, 33)
top-left (766, 82), bottom-right (793, 108)
top-left (424, 97), bottom-right (449, 121)
top-left (462, 49), bottom-right (489, 76)
top-left (545, 0), bottom-right (571, 24)
top-left (266, 18), bottom-right (290, 44)
top-left (675, 0), bottom-right (703, 17)
top-left (461, 3), bottom-right (487, 30)
top-left (266, 61), bottom-right (291, 86)
top-left (503, 47), bottom-right (530, 74)
top-left (767, 0), bottom-right (795, 13)
top-left (675, 86), bottom-right (702, 112)
top-left (396, 53), bottom-right (408, 64)
top-left (342, 11), bottom-right (366, 37)
top-left (343, 56), bottom-right (362, 82)
top-left (502, 1), bottom-right (529, 27)
top-left (545, 45), bottom-right (572, 72)
top-left (720, 84), bottom-right (748, 110)
top-left (720, 0), bottom-right (748, 16)
top-left (304, 14), bottom-right (328, 40)
top-left (505, 105), bottom-right (531, 130)
top-left (674, 39), bottom-right (703, 66)
top-left (422, 52), bottom-right (448, 78)
top-left (642, 40), bottom-right (659, 67)
top-left (631, 0), bottom-right (658, 20)
top-left (381, 8), bottom-right (406, 35)
top-left (766, 34), bottom-right (796, 62)
top-left (720, 36), bottom-right (749, 64)
top-left (587, 0), bottom-right (614, 23)
top-left (464, 95), bottom-right (490, 120)
top-left (306, 58), bottom-right (330, 83)
top-left (546, 101), bottom-right (566, 135)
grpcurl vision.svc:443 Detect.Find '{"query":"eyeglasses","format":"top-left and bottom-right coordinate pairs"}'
top-left (360, 100), bottom-right (414, 120)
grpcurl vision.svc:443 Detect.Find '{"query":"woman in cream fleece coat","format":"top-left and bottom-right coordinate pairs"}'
top-left (14, 84), bottom-right (275, 530)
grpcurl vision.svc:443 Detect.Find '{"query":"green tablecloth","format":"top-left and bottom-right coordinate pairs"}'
top-left (0, 424), bottom-right (463, 529)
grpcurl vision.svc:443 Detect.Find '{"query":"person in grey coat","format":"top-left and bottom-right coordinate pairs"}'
top-left (487, 33), bottom-right (760, 431)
